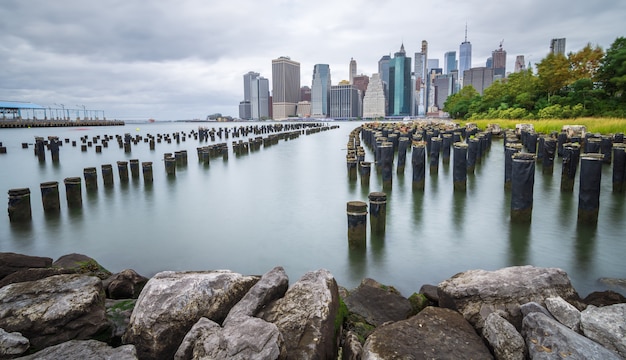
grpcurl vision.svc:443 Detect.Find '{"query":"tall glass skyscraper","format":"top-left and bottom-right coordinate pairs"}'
top-left (459, 25), bottom-right (472, 82)
top-left (311, 64), bottom-right (331, 117)
top-left (444, 51), bottom-right (457, 74)
top-left (414, 40), bottom-right (428, 116)
top-left (378, 55), bottom-right (391, 95)
top-left (272, 56), bottom-right (300, 120)
top-left (251, 76), bottom-right (269, 120)
top-left (240, 71), bottom-right (259, 120)
top-left (388, 44), bottom-right (411, 116)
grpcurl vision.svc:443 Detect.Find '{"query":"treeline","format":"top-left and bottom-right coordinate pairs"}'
top-left (444, 37), bottom-right (626, 120)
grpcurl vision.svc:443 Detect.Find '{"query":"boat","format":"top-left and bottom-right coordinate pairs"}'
top-left (148, 118), bottom-right (155, 123)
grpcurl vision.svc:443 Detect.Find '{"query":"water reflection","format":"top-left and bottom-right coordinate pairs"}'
top-left (370, 231), bottom-right (386, 264)
top-left (575, 223), bottom-right (597, 271)
top-left (508, 222), bottom-right (531, 265)
top-left (412, 191), bottom-right (424, 226)
top-left (347, 243), bottom-right (367, 284)
top-left (452, 191), bottom-right (466, 232)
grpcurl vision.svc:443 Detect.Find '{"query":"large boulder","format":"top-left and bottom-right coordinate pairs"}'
top-left (361, 306), bottom-right (493, 359)
top-left (580, 303), bottom-right (626, 357)
top-left (102, 269), bottom-right (148, 299)
top-left (522, 312), bottom-right (621, 359)
top-left (482, 312), bottom-right (526, 360)
top-left (438, 266), bottom-right (582, 331)
top-left (14, 340), bottom-right (137, 360)
top-left (0, 268), bottom-right (75, 289)
top-left (0, 328), bottom-right (29, 358)
top-left (52, 253), bottom-right (111, 279)
top-left (106, 299), bottom-right (136, 345)
top-left (122, 270), bottom-right (258, 360)
top-left (0, 253), bottom-right (52, 280)
top-left (0, 274), bottom-right (109, 349)
top-left (343, 278), bottom-right (413, 327)
top-left (259, 269), bottom-right (340, 360)
top-left (583, 290), bottom-right (626, 307)
top-left (544, 296), bottom-right (581, 332)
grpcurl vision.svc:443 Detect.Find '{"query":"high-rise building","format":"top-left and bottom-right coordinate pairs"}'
top-left (239, 71), bottom-right (259, 120)
top-left (330, 84), bottom-right (361, 119)
top-left (444, 51), bottom-right (457, 75)
top-left (414, 40), bottom-right (428, 116)
top-left (486, 57), bottom-right (493, 68)
top-left (463, 67), bottom-right (494, 95)
top-left (492, 42), bottom-right (507, 77)
top-left (378, 55), bottom-right (391, 95)
top-left (271, 56), bottom-right (301, 120)
top-left (427, 68), bottom-right (442, 113)
top-left (238, 101), bottom-right (251, 120)
top-left (550, 38), bottom-right (566, 55)
top-left (388, 43), bottom-right (412, 116)
top-left (459, 25), bottom-right (472, 83)
top-left (514, 55), bottom-right (526, 73)
top-left (311, 64), bottom-right (331, 117)
top-left (251, 76), bottom-right (270, 120)
top-left (433, 72), bottom-right (458, 110)
top-left (352, 74), bottom-right (369, 98)
top-left (362, 73), bottom-right (386, 118)
top-left (300, 86), bottom-right (311, 102)
top-left (349, 58), bottom-right (357, 84)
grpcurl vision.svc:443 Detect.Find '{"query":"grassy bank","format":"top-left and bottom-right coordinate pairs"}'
top-left (454, 118), bottom-right (626, 135)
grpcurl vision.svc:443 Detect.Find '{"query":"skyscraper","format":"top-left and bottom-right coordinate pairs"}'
top-left (378, 55), bottom-right (391, 95)
top-left (271, 56), bottom-right (301, 120)
top-left (349, 58), bottom-right (357, 84)
top-left (330, 84), bottom-right (361, 119)
top-left (311, 64), bottom-right (331, 117)
top-left (463, 67), bottom-right (494, 95)
top-left (444, 51), bottom-right (457, 75)
top-left (388, 43), bottom-right (412, 116)
top-left (239, 71), bottom-right (259, 120)
top-left (362, 73), bottom-right (386, 118)
top-left (550, 38), bottom-right (566, 55)
top-left (459, 25), bottom-right (472, 83)
top-left (492, 42), bottom-right (507, 77)
top-left (514, 55), bottom-right (526, 73)
top-left (352, 74), bottom-right (369, 98)
top-left (414, 40), bottom-right (428, 116)
top-left (251, 76), bottom-right (270, 120)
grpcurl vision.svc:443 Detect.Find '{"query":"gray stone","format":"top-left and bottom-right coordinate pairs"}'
top-left (545, 296), bottom-right (581, 332)
top-left (175, 316), bottom-right (284, 360)
top-left (343, 278), bottom-right (412, 326)
top-left (583, 290), bottom-right (626, 307)
top-left (522, 312), bottom-right (621, 359)
top-left (52, 253), bottom-right (111, 279)
top-left (106, 299), bottom-right (136, 340)
top-left (438, 265), bottom-right (583, 332)
top-left (580, 303), bottom-right (626, 357)
top-left (103, 269), bottom-right (148, 299)
top-left (483, 312), bottom-right (526, 360)
top-left (520, 302), bottom-right (555, 320)
top-left (0, 252), bottom-right (52, 280)
top-left (122, 270), bottom-right (258, 360)
top-left (15, 340), bottom-right (137, 360)
top-left (0, 328), bottom-right (29, 358)
top-left (362, 306), bottom-right (493, 359)
top-left (341, 330), bottom-right (362, 360)
top-left (259, 269), bottom-right (340, 360)
top-left (418, 284), bottom-right (439, 303)
top-left (0, 274), bottom-right (109, 349)
top-left (224, 266), bottom-right (289, 325)
top-left (0, 267), bottom-right (75, 289)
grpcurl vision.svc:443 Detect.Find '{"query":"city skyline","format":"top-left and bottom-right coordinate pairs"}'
top-left (0, 0), bottom-right (623, 120)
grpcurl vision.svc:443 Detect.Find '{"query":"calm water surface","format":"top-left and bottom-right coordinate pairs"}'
top-left (1, 122), bottom-right (624, 297)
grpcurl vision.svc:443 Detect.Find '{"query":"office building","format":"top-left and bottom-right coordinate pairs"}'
top-left (463, 67), bottom-right (494, 95)
top-left (238, 101), bottom-right (251, 120)
top-left (349, 58), bottom-right (357, 84)
top-left (378, 55), bottom-right (391, 94)
top-left (514, 55), bottom-right (526, 73)
top-left (433, 72), bottom-right (458, 110)
top-left (330, 84), bottom-right (361, 119)
top-left (550, 38), bottom-right (566, 55)
top-left (251, 76), bottom-right (270, 120)
top-left (272, 56), bottom-right (301, 120)
top-left (297, 101), bottom-right (311, 118)
top-left (459, 25), bottom-right (472, 83)
top-left (352, 74), bottom-right (369, 98)
top-left (362, 73), bottom-right (386, 118)
top-left (414, 40), bottom-right (428, 116)
top-left (492, 43), bottom-right (507, 77)
top-left (311, 64), bottom-right (331, 117)
top-left (444, 51), bottom-right (457, 75)
top-left (388, 43), bottom-right (412, 116)
top-left (239, 71), bottom-right (259, 120)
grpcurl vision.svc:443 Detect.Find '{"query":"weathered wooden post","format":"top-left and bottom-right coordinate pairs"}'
top-left (369, 192), bottom-right (387, 234)
top-left (467, 137), bottom-right (479, 174)
top-left (40, 181), bottom-right (60, 213)
top-left (8, 188), bottom-right (32, 222)
top-left (442, 133), bottom-right (452, 164)
top-left (543, 138), bottom-right (556, 174)
top-left (129, 159), bottom-right (140, 179)
top-left (504, 143), bottom-right (523, 189)
top-left (164, 155), bottom-right (176, 176)
top-left (142, 162), bottom-right (153, 183)
top-left (64, 177), bottom-right (82, 208)
top-left (102, 164), bottom-right (114, 186)
top-left (83, 167), bottom-right (98, 191)
top-left (380, 141), bottom-right (394, 189)
top-left (360, 161), bottom-right (371, 187)
top-left (397, 137), bottom-right (409, 173)
top-left (578, 153), bottom-right (604, 224)
top-left (453, 142), bottom-right (468, 191)
top-left (510, 153), bottom-right (536, 223)
top-left (117, 161), bottom-right (129, 182)
top-left (560, 143), bottom-right (581, 192)
top-left (412, 141), bottom-right (426, 191)
top-left (347, 201), bottom-right (367, 248)
top-left (430, 137), bottom-right (441, 174)
top-left (613, 144), bottom-right (626, 192)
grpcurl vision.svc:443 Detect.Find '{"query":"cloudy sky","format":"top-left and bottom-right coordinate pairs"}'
top-left (1, 0), bottom-right (623, 120)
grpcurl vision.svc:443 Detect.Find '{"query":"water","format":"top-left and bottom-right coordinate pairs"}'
top-left (1, 122), bottom-right (625, 297)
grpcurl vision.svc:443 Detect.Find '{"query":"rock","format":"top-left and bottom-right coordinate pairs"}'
top-left (361, 306), bottom-right (493, 359)
top-left (0, 267), bottom-right (75, 289)
top-left (103, 269), bottom-right (148, 299)
top-left (583, 290), bottom-right (626, 306)
top-left (519, 302), bottom-right (555, 320)
top-left (0, 328), bottom-right (29, 358)
top-left (122, 270), bottom-right (258, 360)
top-left (14, 339), bottom-right (137, 360)
top-left (599, 277), bottom-right (626, 292)
top-left (0, 252), bottom-right (52, 280)
top-left (407, 293), bottom-right (430, 315)
top-left (438, 265), bottom-right (582, 332)
top-left (418, 284), bottom-right (439, 303)
top-left (174, 316), bottom-right (284, 360)
top-left (0, 274), bottom-right (110, 349)
top-left (580, 304), bottom-right (626, 357)
top-left (106, 299), bottom-right (136, 344)
top-left (522, 312), bottom-right (621, 359)
top-left (224, 266), bottom-right (289, 325)
top-left (343, 278), bottom-right (412, 327)
top-left (544, 296), bottom-right (581, 332)
top-left (341, 330), bottom-right (362, 360)
top-left (52, 253), bottom-right (111, 279)
top-left (259, 269), bottom-right (339, 360)
top-left (483, 312), bottom-right (526, 360)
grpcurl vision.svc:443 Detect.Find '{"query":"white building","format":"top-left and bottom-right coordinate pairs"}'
top-left (362, 73), bottom-right (386, 118)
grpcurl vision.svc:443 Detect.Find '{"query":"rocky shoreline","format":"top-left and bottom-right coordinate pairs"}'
top-left (1, 252), bottom-right (625, 359)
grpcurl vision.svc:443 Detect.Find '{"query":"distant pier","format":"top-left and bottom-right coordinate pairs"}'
top-left (0, 120), bottom-right (125, 128)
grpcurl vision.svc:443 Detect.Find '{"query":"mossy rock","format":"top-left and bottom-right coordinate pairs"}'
top-left (52, 253), bottom-right (112, 280)
top-left (408, 293), bottom-right (430, 316)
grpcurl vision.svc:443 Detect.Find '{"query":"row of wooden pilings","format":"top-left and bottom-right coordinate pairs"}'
top-left (346, 192), bottom-right (387, 248)
top-left (6, 124), bottom-right (339, 222)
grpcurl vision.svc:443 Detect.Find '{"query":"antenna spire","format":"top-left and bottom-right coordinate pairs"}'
top-left (464, 23), bottom-right (468, 42)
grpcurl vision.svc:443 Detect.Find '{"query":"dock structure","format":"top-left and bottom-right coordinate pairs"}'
top-left (1, 100), bottom-right (121, 127)
top-left (0, 120), bottom-right (124, 128)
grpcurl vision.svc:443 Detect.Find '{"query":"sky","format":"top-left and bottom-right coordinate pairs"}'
top-left (0, 0), bottom-right (624, 120)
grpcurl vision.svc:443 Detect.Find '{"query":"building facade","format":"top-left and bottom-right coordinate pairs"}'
top-left (378, 55), bottom-right (391, 96)
top-left (239, 71), bottom-right (259, 120)
top-left (414, 40), bottom-right (428, 116)
top-left (352, 74), bottom-right (369, 98)
top-left (271, 56), bottom-right (301, 120)
top-left (311, 64), bottom-right (331, 117)
top-left (251, 76), bottom-right (270, 120)
top-left (463, 67), bottom-right (494, 95)
top-left (492, 44), bottom-right (507, 77)
top-left (444, 51), bottom-right (457, 75)
top-left (514, 55), bottom-right (526, 73)
top-left (459, 26), bottom-right (472, 83)
top-left (362, 73), bottom-right (386, 118)
top-left (388, 43), bottom-right (412, 116)
top-left (330, 84), bottom-right (361, 119)
top-left (349, 58), bottom-right (357, 84)
top-left (550, 38), bottom-right (566, 55)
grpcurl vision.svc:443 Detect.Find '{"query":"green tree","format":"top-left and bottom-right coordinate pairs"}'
top-left (597, 37), bottom-right (626, 99)
top-left (536, 53), bottom-right (571, 102)
top-left (443, 85), bottom-right (479, 119)
top-left (568, 43), bottom-right (604, 82)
